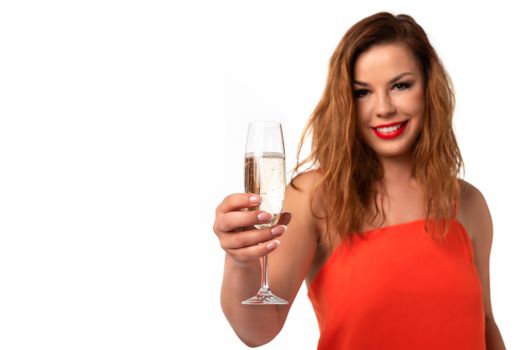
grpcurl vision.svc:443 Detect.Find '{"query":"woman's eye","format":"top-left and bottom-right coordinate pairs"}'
top-left (393, 82), bottom-right (411, 90)
top-left (353, 89), bottom-right (369, 98)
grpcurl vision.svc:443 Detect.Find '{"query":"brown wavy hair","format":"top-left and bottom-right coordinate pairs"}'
top-left (293, 12), bottom-right (463, 241)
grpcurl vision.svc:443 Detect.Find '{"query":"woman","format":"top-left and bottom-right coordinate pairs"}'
top-left (213, 12), bottom-right (506, 349)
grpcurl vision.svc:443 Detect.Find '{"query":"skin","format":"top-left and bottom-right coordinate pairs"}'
top-left (214, 43), bottom-right (505, 348)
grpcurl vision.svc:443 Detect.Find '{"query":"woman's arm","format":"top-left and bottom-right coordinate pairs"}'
top-left (459, 180), bottom-right (506, 350)
top-left (215, 172), bottom-right (319, 347)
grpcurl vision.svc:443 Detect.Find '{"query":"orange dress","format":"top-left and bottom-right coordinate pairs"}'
top-left (307, 219), bottom-right (486, 350)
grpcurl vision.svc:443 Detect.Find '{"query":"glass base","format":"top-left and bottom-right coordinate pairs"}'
top-left (241, 287), bottom-right (288, 305)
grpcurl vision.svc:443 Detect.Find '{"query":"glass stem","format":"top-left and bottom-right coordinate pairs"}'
top-left (260, 254), bottom-right (269, 291)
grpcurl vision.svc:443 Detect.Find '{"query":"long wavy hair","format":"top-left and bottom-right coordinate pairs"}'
top-left (293, 12), bottom-right (463, 242)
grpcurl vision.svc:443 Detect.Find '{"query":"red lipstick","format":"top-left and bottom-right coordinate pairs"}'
top-left (372, 120), bottom-right (409, 140)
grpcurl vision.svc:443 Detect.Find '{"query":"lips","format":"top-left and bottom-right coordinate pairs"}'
top-left (372, 120), bottom-right (409, 140)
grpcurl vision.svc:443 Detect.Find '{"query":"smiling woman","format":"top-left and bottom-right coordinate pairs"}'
top-left (213, 11), bottom-right (506, 350)
top-left (353, 44), bottom-right (425, 157)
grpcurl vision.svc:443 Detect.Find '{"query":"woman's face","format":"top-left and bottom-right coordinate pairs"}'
top-left (353, 42), bottom-right (425, 160)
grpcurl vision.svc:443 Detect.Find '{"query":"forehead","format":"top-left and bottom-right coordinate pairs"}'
top-left (353, 43), bottom-right (420, 81)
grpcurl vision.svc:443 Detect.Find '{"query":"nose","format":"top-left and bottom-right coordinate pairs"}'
top-left (375, 92), bottom-right (396, 118)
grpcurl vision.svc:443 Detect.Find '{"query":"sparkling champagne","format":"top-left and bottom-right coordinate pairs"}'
top-left (241, 120), bottom-right (288, 305)
top-left (244, 152), bottom-right (286, 228)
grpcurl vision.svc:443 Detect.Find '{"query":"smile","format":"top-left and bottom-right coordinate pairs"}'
top-left (372, 120), bottom-right (409, 139)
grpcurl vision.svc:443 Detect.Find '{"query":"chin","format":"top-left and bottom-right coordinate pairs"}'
top-left (371, 144), bottom-right (414, 159)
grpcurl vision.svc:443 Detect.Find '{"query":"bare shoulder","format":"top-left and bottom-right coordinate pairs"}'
top-left (457, 179), bottom-right (493, 244)
top-left (458, 179), bottom-right (483, 210)
top-left (285, 169), bottom-right (324, 230)
top-left (288, 169), bottom-right (322, 194)
top-left (457, 181), bottom-right (497, 322)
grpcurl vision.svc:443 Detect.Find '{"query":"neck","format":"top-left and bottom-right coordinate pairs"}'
top-left (379, 154), bottom-right (416, 187)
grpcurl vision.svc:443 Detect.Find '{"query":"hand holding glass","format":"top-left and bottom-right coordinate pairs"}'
top-left (242, 121), bottom-right (288, 305)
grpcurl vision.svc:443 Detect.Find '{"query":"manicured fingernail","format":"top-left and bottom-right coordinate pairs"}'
top-left (266, 240), bottom-right (280, 250)
top-left (257, 212), bottom-right (272, 222)
top-left (271, 225), bottom-right (286, 235)
top-left (249, 195), bottom-right (261, 204)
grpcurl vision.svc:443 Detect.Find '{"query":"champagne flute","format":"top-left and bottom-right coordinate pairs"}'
top-left (242, 121), bottom-right (288, 305)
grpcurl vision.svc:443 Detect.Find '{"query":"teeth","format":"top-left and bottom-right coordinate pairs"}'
top-left (376, 123), bottom-right (402, 134)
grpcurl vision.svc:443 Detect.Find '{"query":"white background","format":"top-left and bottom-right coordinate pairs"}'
top-left (1, 0), bottom-right (523, 349)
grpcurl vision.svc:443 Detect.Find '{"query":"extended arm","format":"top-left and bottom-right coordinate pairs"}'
top-left (214, 172), bottom-right (319, 347)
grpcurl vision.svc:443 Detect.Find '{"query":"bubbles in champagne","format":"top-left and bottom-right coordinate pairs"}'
top-left (244, 152), bottom-right (286, 228)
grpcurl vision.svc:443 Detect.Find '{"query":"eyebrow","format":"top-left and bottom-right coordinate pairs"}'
top-left (353, 72), bottom-right (414, 87)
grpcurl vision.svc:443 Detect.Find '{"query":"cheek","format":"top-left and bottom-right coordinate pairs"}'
top-left (415, 85), bottom-right (425, 106)
top-left (400, 89), bottom-right (425, 117)
top-left (355, 100), bottom-right (372, 123)
top-left (354, 108), bottom-right (371, 141)
top-left (356, 110), bottom-right (373, 140)
top-left (414, 90), bottom-right (425, 115)
top-left (410, 93), bottom-right (425, 134)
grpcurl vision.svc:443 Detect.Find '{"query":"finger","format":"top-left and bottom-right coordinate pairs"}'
top-left (226, 239), bottom-right (281, 262)
top-left (217, 210), bottom-right (273, 233)
top-left (221, 225), bottom-right (287, 250)
top-left (216, 193), bottom-right (261, 214)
